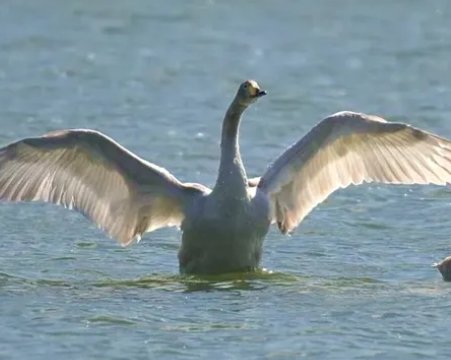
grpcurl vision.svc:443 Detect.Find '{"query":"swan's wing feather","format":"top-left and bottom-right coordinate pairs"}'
top-left (0, 129), bottom-right (207, 245)
top-left (259, 111), bottom-right (451, 233)
top-left (247, 177), bottom-right (261, 187)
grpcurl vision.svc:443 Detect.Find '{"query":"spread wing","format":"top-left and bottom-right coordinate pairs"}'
top-left (0, 129), bottom-right (208, 245)
top-left (258, 111), bottom-right (451, 233)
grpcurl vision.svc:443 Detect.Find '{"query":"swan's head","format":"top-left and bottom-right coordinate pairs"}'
top-left (235, 80), bottom-right (267, 106)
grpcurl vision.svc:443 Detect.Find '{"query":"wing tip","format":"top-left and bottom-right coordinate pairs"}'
top-left (119, 234), bottom-right (141, 247)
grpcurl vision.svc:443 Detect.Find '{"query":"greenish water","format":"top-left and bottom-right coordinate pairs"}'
top-left (1, 0), bottom-right (451, 359)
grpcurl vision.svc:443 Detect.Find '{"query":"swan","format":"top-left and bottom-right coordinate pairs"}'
top-left (2, 79), bottom-right (451, 274)
top-left (434, 256), bottom-right (451, 281)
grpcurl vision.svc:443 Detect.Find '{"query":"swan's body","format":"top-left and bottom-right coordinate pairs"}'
top-left (2, 79), bottom-right (451, 274)
top-left (180, 185), bottom-right (271, 274)
top-left (434, 256), bottom-right (451, 281)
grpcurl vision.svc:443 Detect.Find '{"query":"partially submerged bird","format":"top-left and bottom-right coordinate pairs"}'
top-left (433, 256), bottom-right (451, 281)
top-left (2, 79), bottom-right (451, 274)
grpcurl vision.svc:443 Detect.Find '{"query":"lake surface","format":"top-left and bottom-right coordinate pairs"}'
top-left (1, 0), bottom-right (451, 359)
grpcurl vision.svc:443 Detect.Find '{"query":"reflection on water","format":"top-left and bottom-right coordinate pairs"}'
top-left (1, 269), bottom-right (299, 292)
top-left (1, 269), bottom-right (390, 293)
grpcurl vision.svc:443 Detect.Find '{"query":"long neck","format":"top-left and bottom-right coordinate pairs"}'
top-left (213, 98), bottom-right (248, 196)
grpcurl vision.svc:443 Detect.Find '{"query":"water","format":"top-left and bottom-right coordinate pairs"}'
top-left (1, 0), bottom-right (451, 358)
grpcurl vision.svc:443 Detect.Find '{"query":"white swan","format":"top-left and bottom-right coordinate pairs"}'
top-left (434, 256), bottom-right (451, 281)
top-left (2, 79), bottom-right (451, 274)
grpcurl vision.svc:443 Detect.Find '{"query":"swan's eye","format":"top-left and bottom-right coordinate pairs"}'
top-left (243, 84), bottom-right (248, 88)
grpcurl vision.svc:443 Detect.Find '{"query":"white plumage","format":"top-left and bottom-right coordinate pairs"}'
top-left (1, 80), bottom-right (451, 274)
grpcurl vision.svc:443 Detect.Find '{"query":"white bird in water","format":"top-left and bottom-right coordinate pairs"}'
top-left (2, 79), bottom-right (451, 275)
top-left (433, 256), bottom-right (451, 281)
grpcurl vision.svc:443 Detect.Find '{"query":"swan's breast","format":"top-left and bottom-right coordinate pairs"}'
top-left (178, 188), bottom-right (271, 274)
